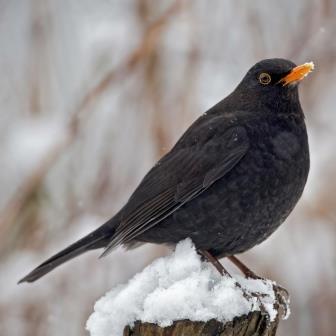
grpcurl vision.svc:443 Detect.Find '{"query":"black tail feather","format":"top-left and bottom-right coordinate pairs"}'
top-left (18, 223), bottom-right (115, 284)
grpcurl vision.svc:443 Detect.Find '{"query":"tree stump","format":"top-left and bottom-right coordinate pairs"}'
top-left (123, 284), bottom-right (289, 336)
top-left (123, 311), bottom-right (279, 336)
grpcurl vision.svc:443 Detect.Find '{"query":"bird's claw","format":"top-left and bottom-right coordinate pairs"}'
top-left (233, 281), bottom-right (269, 317)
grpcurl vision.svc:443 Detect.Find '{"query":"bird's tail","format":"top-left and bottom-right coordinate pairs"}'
top-left (18, 218), bottom-right (117, 284)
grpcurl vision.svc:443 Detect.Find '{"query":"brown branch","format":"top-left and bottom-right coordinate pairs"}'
top-left (0, 0), bottom-right (182, 241)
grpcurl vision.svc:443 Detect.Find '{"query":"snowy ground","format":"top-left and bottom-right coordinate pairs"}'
top-left (87, 239), bottom-right (289, 336)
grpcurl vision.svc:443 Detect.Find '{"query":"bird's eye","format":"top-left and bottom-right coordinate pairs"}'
top-left (258, 73), bottom-right (272, 85)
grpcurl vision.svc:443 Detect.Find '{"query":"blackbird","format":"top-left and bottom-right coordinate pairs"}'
top-left (19, 58), bottom-right (313, 283)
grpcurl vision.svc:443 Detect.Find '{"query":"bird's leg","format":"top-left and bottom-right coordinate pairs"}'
top-left (228, 255), bottom-right (289, 319)
top-left (197, 249), bottom-right (262, 305)
top-left (228, 255), bottom-right (261, 279)
top-left (228, 255), bottom-right (289, 297)
top-left (198, 249), bottom-right (232, 278)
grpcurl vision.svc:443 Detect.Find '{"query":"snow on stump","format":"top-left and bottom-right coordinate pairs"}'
top-left (86, 239), bottom-right (290, 336)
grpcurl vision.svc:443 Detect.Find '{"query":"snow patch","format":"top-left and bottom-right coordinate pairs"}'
top-left (86, 239), bottom-right (286, 336)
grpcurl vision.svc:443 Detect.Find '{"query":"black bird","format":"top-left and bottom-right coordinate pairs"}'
top-left (19, 58), bottom-right (313, 283)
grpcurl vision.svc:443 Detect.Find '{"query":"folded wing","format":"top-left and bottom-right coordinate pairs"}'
top-left (101, 120), bottom-right (250, 256)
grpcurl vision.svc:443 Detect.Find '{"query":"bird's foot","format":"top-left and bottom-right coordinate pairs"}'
top-left (233, 279), bottom-right (269, 316)
top-left (242, 281), bottom-right (290, 322)
top-left (198, 250), bottom-right (275, 318)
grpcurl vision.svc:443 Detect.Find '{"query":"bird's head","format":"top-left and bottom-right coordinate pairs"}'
top-left (235, 58), bottom-right (314, 112)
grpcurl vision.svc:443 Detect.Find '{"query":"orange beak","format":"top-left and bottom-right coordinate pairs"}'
top-left (279, 62), bottom-right (314, 86)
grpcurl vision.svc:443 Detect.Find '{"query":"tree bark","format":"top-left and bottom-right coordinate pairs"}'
top-left (123, 311), bottom-right (279, 336)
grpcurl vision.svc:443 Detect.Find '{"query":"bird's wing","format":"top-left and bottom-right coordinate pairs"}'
top-left (101, 122), bottom-right (249, 257)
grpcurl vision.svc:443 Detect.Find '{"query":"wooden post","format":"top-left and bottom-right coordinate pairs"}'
top-left (123, 311), bottom-right (277, 336)
top-left (123, 285), bottom-right (288, 336)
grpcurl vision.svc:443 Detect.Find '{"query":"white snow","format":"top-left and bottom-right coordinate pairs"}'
top-left (86, 239), bottom-right (287, 336)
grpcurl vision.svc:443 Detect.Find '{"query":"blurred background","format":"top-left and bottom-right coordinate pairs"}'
top-left (0, 0), bottom-right (335, 335)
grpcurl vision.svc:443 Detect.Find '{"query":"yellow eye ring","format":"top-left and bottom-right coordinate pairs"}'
top-left (259, 73), bottom-right (272, 85)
